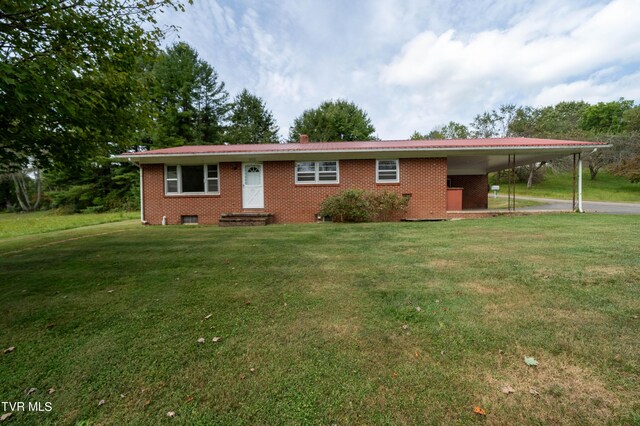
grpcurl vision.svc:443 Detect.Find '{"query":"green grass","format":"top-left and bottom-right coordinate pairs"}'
top-left (487, 197), bottom-right (545, 209)
top-left (1, 217), bottom-right (639, 425)
top-left (509, 169), bottom-right (640, 202)
top-left (0, 210), bottom-right (139, 239)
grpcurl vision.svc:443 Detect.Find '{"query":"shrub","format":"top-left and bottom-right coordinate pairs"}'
top-left (376, 191), bottom-right (410, 221)
top-left (319, 189), bottom-right (409, 223)
top-left (319, 189), bottom-right (374, 222)
top-left (49, 184), bottom-right (98, 213)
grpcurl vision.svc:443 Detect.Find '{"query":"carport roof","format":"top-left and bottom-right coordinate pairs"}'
top-left (117, 137), bottom-right (610, 174)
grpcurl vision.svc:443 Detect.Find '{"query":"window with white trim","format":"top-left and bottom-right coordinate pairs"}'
top-left (295, 161), bottom-right (339, 184)
top-left (165, 164), bottom-right (220, 195)
top-left (376, 159), bottom-right (399, 183)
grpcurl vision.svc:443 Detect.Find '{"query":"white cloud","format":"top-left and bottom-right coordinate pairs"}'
top-left (155, 0), bottom-right (640, 140)
top-left (382, 0), bottom-right (640, 87)
top-left (533, 71), bottom-right (640, 106)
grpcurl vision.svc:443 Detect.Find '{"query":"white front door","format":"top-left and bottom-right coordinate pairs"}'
top-left (242, 163), bottom-right (264, 209)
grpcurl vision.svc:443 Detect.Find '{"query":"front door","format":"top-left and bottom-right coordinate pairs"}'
top-left (242, 163), bottom-right (264, 209)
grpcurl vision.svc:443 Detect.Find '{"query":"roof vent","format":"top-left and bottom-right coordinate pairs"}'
top-left (299, 134), bottom-right (309, 144)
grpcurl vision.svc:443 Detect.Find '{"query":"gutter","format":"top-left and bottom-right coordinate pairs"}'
top-left (113, 144), bottom-right (613, 162)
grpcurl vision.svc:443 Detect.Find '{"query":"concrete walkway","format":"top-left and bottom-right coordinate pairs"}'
top-left (506, 195), bottom-right (640, 214)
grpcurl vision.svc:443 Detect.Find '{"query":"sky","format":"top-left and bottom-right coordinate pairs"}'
top-left (156, 0), bottom-right (640, 140)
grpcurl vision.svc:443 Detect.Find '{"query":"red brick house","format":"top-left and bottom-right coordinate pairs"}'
top-left (116, 137), bottom-right (607, 225)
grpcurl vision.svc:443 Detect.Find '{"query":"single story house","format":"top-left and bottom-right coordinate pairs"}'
top-left (116, 136), bottom-right (608, 225)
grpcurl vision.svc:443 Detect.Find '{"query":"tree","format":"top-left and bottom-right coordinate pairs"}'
top-left (225, 89), bottom-right (279, 144)
top-left (0, 0), bottom-right (189, 174)
top-left (425, 129), bottom-right (446, 140)
top-left (410, 131), bottom-right (429, 140)
top-left (537, 101), bottom-right (590, 138)
top-left (622, 106), bottom-right (640, 133)
top-left (508, 106), bottom-right (541, 137)
top-left (150, 42), bottom-right (229, 147)
top-left (288, 99), bottom-right (376, 142)
top-left (577, 100), bottom-right (635, 180)
top-left (440, 121), bottom-right (470, 139)
top-left (580, 99), bottom-right (634, 134)
top-left (46, 156), bottom-right (140, 212)
top-left (9, 169), bottom-right (42, 212)
top-left (470, 104), bottom-right (517, 138)
top-left (410, 122), bottom-right (469, 140)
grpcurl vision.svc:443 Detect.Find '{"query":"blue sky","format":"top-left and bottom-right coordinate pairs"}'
top-left (157, 0), bottom-right (640, 140)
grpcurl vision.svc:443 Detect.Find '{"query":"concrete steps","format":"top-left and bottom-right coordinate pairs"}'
top-left (219, 213), bottom-right (274, 227)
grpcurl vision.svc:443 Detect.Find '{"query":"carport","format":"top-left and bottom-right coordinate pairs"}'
top-left (444, 139), bottom-right (610, 214)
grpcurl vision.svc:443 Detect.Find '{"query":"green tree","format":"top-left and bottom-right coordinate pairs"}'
top-left (150, 42), bottom-right (229, 147)
top-left (410, 131), bottom-right (429, 140)
top-left (470, 104), bottom-right (517, 138)
top-left (0, 0), bottom-right (189, 174)
top-left (410, 123), bottom-right (468, 140)
top-left (225, 89), bottom-right (279, 144)
top-left (580, 99), bottom-right (634, 134)
top-left (622, 106), bottom-right (640, 133)
top-left (288, 99), bottom-right (376, 142)
top-left (537, 101), bottom-right (590, 138)
top-left (508, 106), bottom-right (541, 137)
top-left (577, 99), bottom-right (636, 180)
top-left (426, 129), bottom-right (446, 140)
top-left (441, 121), bottom-right (470, 139)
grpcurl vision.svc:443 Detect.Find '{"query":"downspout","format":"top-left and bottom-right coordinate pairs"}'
top-left (128, 158), bottom-right (145, 223)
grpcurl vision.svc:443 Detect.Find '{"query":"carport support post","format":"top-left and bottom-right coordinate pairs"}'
top-left (572, 154), bottom-right (577, 211)
top-left (578, 153), bottom-right (584, 213)
top-left (507, 154), bottom-right (516, 212)
top-left (507, 154), bottom-right (513, 211)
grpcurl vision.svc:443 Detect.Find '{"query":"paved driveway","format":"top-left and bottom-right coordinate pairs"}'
top-left (513, 196), bottom-right (640, 215)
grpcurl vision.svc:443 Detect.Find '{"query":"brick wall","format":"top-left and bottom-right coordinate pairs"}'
top-left (447, 174), bottom-right (488, 209)
top-left (142, 163), bottom-right (243, 225)
top-left (142, 158), bottom-right (449, 225)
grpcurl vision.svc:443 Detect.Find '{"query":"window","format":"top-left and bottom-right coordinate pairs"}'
top-left (295, 161), bottom-right (339, 184)
top-left (165, 165), bottom-right (219, 195)
top-left (182, 165), bottom-right (205, 192)
top-left (181, 215), bottom-right (198, 224)
top-left (166, 166), bottom-right (178, 193)
top-left (207, 165), bottom-right (219, 193)
top-left (376, 159), bottom-right (399, 183)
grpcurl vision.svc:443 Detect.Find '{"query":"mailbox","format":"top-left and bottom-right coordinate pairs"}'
top-left (490, 185), bottom-right (500, 198)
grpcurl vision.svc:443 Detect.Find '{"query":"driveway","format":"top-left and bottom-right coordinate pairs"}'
top-left (512, 195), bottom-right (640, 214)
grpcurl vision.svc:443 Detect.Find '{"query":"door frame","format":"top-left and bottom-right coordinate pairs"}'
top-left (242, 163), bottom-right (264, 209)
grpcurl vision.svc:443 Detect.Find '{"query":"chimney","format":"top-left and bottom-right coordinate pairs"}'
top-left (299, 134), bottom-right (309, 144)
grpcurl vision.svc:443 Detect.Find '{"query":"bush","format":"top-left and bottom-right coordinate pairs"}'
top-left (376, 191), bottom-right (410, 221)
top-left (319, 189), bottom-right (409, 223)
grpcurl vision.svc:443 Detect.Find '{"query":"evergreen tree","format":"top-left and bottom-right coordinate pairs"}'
top-left (225, 89), bottom-right (280, 144)
top-left (151, 42), bottom-right (229, 147)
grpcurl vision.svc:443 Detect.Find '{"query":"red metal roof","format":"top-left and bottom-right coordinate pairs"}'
top-left (123, 137), bottom-right (606, 156)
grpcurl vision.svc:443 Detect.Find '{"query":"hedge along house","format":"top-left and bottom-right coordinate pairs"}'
top-left (117, 136), bottom-right (609, 225)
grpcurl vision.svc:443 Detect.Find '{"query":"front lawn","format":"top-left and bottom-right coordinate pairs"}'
top-left (487, 197), bottom-right (545, 209)
top-left (0, 210), bottom-right (139, 239)
top-left (509, 169), bottom-right (640, 202)
top-left (1, 216), bottom-right (638, 424)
